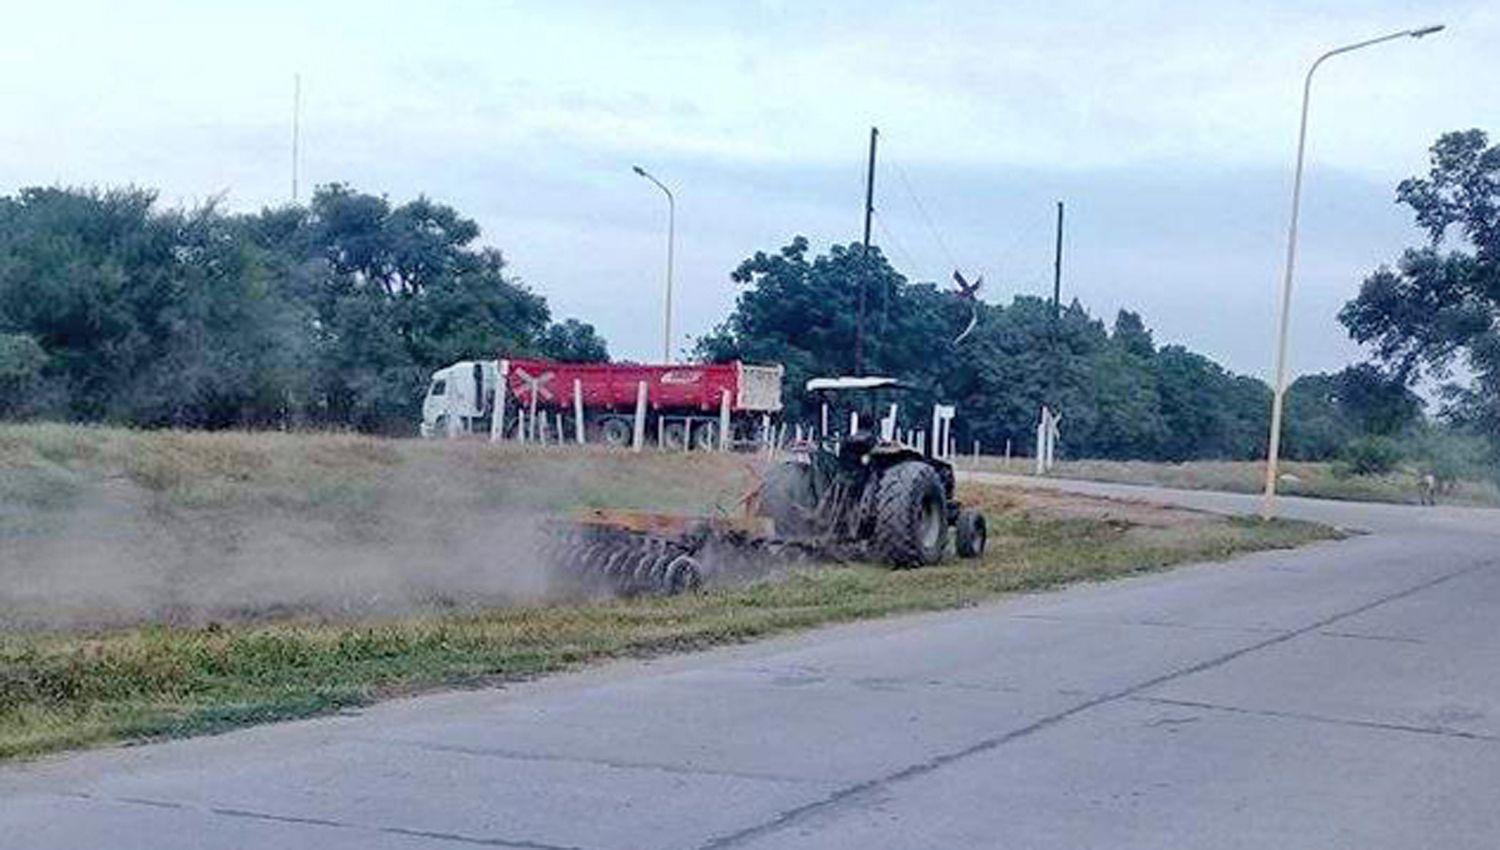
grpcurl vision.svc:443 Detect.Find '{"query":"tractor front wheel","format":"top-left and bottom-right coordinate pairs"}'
top-left (874, 461), bottom-right (948, 568)
top-left (955, 509), bottom-right (987, 558)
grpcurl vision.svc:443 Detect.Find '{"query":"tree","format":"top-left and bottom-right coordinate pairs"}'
top-left (0, 184), bottom-right (601, 432)
top-left (1340, 129), bottom-right (1500, 453)
top-left (538, 319), bottom-right (609, 363)
top-left (697, 237), bottom-right (1276, 461)
top-left (695, 237), bottom-right (953, 421)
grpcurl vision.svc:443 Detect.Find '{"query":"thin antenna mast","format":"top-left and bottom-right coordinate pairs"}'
top-left (1052, 200), bottom-right (1064, 322)
top-left (291, 74), bottom-right (301, 203)
top-left (854, 126), bottom-right (878, 376)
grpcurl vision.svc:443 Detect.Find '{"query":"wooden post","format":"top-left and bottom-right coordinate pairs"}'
top-left (682, 418), bottom-right (691, 453)
top-left (718, 389), bottom-right (731, 451)
top-left (632, 380), bottom-right (648, 452)
top-left (820, 403), bottom-right (829, 439)
top-left (555, 412), bottom-right (564, 447)
top-left (573, 379), bottom-right (585, 445)
top-left (657, 415), bottom-right (665, 450)
top-left (490, 362), bottom-right (508, 443)
top-left (930, 404), bottom-right (940, 458)
top-left (1005, 438), bottom-right (1012, 467)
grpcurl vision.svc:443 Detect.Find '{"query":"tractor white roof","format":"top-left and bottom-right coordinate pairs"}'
top-left (806, 376), bottom-right (904, 392)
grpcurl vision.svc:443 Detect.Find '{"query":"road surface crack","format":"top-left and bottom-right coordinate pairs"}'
top-left (1129, 695), bottom-right (1500, 743)
top-left (696, 560), bottom-right (1485, 849)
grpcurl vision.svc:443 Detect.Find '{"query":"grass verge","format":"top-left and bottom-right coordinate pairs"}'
top-left (967, 456), bottom-right (1500, 508)
top-left (0, 481), bottom-right (1336, 761)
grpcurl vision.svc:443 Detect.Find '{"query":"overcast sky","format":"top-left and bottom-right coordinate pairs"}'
top-left (3, 0), bottom-right (1495, 380)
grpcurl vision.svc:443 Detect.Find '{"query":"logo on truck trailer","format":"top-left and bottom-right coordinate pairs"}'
top-left (660, 370), bottom-right (704, 385)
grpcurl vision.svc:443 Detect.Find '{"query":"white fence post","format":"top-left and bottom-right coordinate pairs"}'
top-left (555, 412), bottom-right (564, 447)
top-left (821, 403), bottom-right (829, 439)
top-left (573, 378), bottom-right (585, 445)
top-left (849, 411), bottom-right (859, 435)
top-left (718, 389), bottom-right (731, 451)
top-left (527, 377), bottom-right (540, 443)
top-left (632, 380), bottom-right (648, 452)
top-left (1035, 406), bottom-right (1047, 475)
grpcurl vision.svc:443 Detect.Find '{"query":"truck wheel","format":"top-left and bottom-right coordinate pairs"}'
top-left (874, 461), bottom-right (948, 568)
top-left (759, 461), bottom-right (817, 537)
top-left (693, 421), bottom-right (719, 451)
top-left (955, 509), bottom-right (987, 558)
top-left (601, 418), bottom-right (632, 447)
top-left (662, 421), bottom-right (689, 451)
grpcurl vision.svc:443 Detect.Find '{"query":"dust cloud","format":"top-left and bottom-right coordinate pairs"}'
top-left (0, 441), bottom-right (761, 632)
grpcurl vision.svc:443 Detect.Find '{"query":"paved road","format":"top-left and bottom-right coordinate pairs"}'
top-left (3, 480), bottom-right (1497, 849)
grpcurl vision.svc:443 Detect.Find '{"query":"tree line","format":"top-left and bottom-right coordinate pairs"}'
top-left (0, 185), bottom-right (605, 432)
top-left (2, 129), bottom-right (1496, 471)
top-left (695, 237), bottom-right (1420, 462)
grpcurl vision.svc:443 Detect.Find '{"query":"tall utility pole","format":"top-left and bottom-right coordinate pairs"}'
top-left (1051, 200), bottom-right (1064, 322)
top-left (1259, 24), bottom-right (1445, 520)
top-left (854, 126), bottom-right (878, 376)
top-left (291, 74), bottom-right (301, 203)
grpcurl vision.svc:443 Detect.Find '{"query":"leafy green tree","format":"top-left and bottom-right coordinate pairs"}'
top-left (0, 184), bottom-right (599, 432)
top-left (1340, 129), bottom-right (1500, 453)
top-left (538, 319), bottom-right (609, 363)
top-left (245, 185), bottom-right (555, 431)
top-left (695, 237), bottom-right (955, 421)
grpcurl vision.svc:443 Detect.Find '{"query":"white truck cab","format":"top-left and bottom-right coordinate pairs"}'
top-left (420, 360), bottom-right (499, 438)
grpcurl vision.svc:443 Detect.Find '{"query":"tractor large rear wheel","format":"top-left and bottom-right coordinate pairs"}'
top-left (874, 461), bottom-right (948, 567)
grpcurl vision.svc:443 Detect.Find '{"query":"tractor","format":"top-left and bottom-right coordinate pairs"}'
top-left (756, 377), bottom-right (987, 567)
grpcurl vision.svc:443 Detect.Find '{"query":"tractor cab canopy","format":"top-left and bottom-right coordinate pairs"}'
top-left (804, 376), bottom-right (924, 450)
top-left (805, 376), bottom-right (913, 393)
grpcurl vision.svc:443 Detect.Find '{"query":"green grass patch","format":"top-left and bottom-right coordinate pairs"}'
top-left (969, 456), bottom-right (1500, 508)
top-left (0, 496), bottom-right (1334, 761)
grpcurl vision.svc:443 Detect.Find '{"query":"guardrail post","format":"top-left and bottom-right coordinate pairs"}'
top-left (718, 389), bottom-right (731, 452)
top-left (632, 380), bottom-right (648, 452)
top-left (573, 379), bottom-right (586, 445)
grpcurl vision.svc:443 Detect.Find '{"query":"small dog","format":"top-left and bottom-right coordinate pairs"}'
top-left (1419, 473), bottom-right (1438, 506)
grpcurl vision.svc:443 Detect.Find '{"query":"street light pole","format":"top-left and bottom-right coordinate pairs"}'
top-left (1260, 24), bottom-right (1444, 520)
top-left (633, 165), bottom-right (676, 363)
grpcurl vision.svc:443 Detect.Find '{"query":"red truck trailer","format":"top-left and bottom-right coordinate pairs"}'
top-left (495, 358), bottom-right (783, 449)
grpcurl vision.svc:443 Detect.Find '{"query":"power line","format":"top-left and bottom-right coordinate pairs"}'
top-left (890, 159), bottom-right (962, 273)
top-left (871, 209), bottom-right (928, 282)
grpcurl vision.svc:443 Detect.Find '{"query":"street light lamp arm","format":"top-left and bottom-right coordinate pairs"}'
top-left (1259, 24), bottom-right (1445, 519)
top-left (633, 165), bottom-right (677, 363)
top-left (633, 166), bottom-right (674, 205)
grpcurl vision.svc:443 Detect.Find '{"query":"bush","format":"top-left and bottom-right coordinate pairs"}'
top-left (1410, 429), bottom-right (1494, 491)
top-left (0, 333), bottom-right (47, 417)
top-left (1338, 435), bottom-right (1403, 476)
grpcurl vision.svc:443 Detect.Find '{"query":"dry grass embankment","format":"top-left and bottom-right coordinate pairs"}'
top-left (1, 424), bottom-right (1336, 760)
top-left (967, 455), bottom-right (1500, 508)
